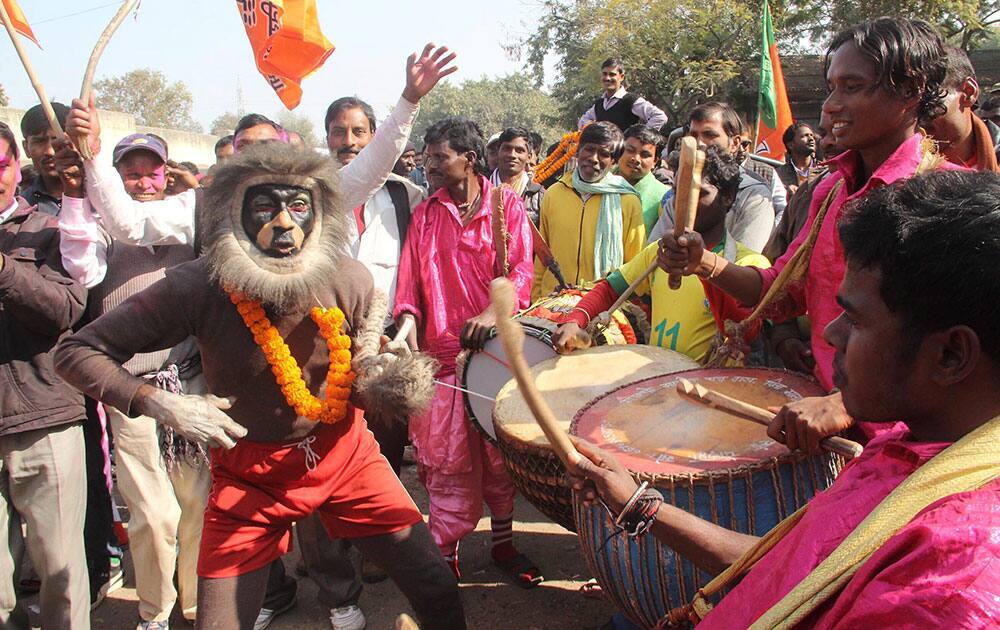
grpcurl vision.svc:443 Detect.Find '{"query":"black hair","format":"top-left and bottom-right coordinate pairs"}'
top-left (215, 135), bottom-right (234, 153)
top-left (528, 131), bottom-right (543, 155)
top-left (234, 113), bottom-right (282, 138)
top-left (825, 17), bottom-right (948, 122)
top-left (782, 121), bottom-right (813, 150)
top-left (498, 126), bottom-right (532, 148)
top-left (942, 44), bottom-right (976, 92)
top-left (579, 121), bottom-right (625, 159)
top-left (20, 102), bottom-right (69, 138)
top-left (0, 121), bottom-right (17, 159)
top-left (623, 124), bottom-right (663, 152)
top-left (688, 102), bottom-right (743, 140)
top-left (178, 161), bottom-right (199, 175)
top-left (423, 117), bottom-right (487, 175)
top-left (700, 145), bottom-right (742, 202)
top-left (839, 170), bottom-right (1000, 361)
top-left (601, 57), bottom-right (624, 73)
top-left (324, 97), bottom-right (376, 134)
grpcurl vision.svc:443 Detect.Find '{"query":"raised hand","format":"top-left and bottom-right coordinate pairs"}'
top-left (657, 230), bottom-right (709, 277)
top-left (52, 138), bottom-right (85, 198)
top-left (136, 384), bottom-right (247, 449)
top-left (401, 43), bottom-right (458, 104)
top-left (66, 95), bottom-right (102, 158)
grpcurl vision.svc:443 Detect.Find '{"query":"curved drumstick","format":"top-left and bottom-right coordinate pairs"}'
top-left (491, 278), bottom-right (582, 467)
top-left (669, 136), bottom-right (705, 289)
top-left (676, 378), bottom-right (863, 459)
top-left (73, 0), bottom-right (139, 158)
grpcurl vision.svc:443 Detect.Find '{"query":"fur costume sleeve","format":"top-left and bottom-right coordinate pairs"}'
top-left (351, 288), bottom-right (437, 421)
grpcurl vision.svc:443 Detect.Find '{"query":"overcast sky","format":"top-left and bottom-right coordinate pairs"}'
top-left (1, 0), bottom-right (548, 132)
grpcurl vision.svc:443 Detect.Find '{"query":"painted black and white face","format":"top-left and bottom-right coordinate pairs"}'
top-left (241, 184), bottom-right (315, 257)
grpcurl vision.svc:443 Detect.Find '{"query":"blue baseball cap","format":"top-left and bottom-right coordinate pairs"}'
top-left (112, 133), bottom-right (168, 165)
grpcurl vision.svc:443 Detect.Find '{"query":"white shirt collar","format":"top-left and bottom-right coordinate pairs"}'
top-left (604, 87), bottom-right (627, 102)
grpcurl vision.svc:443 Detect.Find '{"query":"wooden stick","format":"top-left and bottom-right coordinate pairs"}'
top-left (392, 316), bottom-right (415, 344)
top-left (676, 378), bottom-right (863, 459)
top-left (74, 0), bottom-right (139, 158)
top-left (491, 278), bottom-right (581, 466)
top-left (0, 2), bottom-right (62, 135)
top-left (669, 136), bottom-right (705, 289)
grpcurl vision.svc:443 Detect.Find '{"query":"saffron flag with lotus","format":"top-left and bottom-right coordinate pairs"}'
top-left (754, 0), bottom-right (793, 160)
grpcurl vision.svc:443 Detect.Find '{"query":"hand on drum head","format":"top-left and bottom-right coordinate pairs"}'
top-left (657, 231), bottom-right (710, 278)
top-left (767, 391), bottom-right (854, 456)
top-left (551, 322), bottom-right (593, 354)
top-left (460, 308), bottom-right (497, 352)
top-left (565, 437), bottom-right (639, 515)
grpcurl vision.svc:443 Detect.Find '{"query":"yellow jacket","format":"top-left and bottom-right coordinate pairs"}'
top-left (533, 172), bottom-right (646, 300)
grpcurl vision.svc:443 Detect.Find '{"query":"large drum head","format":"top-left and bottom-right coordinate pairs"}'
top-left (494, 345), bottom-right (698, 445)
top-left (461, 330), bottom-right (555, 442)
top-left (571, 367), bottom-right (825, 475)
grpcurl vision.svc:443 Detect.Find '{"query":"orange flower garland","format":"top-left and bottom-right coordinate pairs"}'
top-left (533, 129), bottom-right (581, 184)
top-left (227, 288), bottom-right (355, 424)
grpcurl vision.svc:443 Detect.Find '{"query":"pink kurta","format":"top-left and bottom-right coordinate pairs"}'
top-left (755, 135), bottom-right (963, 440)
top-left (394, 176), bottom-right (533, 474)
top-left (700, 428), bottom-right (1000, 628)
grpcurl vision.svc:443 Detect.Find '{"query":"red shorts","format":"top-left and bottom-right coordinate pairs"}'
top-left (198, 411), bottom-right (423, 578)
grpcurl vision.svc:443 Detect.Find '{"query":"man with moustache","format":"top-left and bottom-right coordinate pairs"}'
top-left (393, 117), bottom-right (540, 586)
top-left (578, 58), bottom-right (668, 132)
top-left (532, 121), bottom-right (645, 300)
top-left (775, 121), bottom-right (817, 194)
top-left (19, 102), bottom-right (70, 216)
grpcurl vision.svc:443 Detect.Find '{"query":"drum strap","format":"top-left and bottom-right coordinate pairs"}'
top-left (665, 412), bottom-right (1000, 628)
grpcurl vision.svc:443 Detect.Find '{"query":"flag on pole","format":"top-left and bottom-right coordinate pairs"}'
top-left (236, 0), bottom-right (335, 109)
top-left (2, 0), bottom-right (40, 47)
top-left (754, 0), bottom-right (793, 160)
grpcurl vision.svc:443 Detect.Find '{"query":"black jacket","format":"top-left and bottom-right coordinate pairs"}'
top-left (1, 199), bottom-right (87, 435)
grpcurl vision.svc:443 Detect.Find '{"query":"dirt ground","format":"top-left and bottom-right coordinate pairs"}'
top-left (77, 448), bottom-right (616, 629)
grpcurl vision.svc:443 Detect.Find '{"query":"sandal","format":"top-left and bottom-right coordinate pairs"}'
top-left (493, 552), bottom-right (544, 589)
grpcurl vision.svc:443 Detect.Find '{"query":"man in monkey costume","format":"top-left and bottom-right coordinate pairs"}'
top-left (56, 143), bottom-right (465, 629)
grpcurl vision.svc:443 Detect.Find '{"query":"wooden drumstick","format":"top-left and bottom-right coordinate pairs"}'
top-left (669, 136), bottom-right (705, 290)
top-left (491, 278), bottom-right (582, 467)
top-left (75, 0), bottom-right (139, 158)
top-left (676, 378), bottom-right (863, 459)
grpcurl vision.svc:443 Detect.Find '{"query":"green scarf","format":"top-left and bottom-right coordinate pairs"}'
top-left (571, 169), bottom-right (637, 279)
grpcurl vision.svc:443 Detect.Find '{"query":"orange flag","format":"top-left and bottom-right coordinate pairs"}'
top-left (236, 0), bottom-right (334, 109)
top-left (1, 0), bottom-right (40, 47)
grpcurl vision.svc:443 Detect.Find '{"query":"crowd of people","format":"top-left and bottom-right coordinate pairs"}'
top-left (0, 16), bottom-right (998, 630)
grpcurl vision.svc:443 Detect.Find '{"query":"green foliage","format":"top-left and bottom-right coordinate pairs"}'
top-left (519, 0), bottom-right (762, 130)
top-left (518, 0), bottom-right (1000, 130)
top-left (412, 73), bottom-right (565, 149)
top-left (784, 0), bottom-right (1000, 51)
top-left (210, 111), bottom-right (241, 137)
top-left (94, 69), bottom-right (202, 132)
top-left (276, 110), bottom-right (320, 148)
top-left (0, 84), bottom-right (8, 108)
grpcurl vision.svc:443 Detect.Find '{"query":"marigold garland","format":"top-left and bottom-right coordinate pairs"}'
top-left (227, 288), bottom-right (355, 424)
top-left (533, 129), bottom-right (581, 184)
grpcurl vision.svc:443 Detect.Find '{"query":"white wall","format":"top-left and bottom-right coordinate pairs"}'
top-left (0, 105), bottom-right (220, 171)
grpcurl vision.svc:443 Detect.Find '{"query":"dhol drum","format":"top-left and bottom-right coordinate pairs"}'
top-left (492, 345), bottom-right (697, 531)
top-left (571, 367), bottom-right (842, 628)
top-left (457, 288), bottom-right (650, 443)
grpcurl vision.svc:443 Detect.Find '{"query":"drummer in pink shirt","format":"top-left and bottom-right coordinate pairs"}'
top-left (568, 169), bottom-right (1000, 627)
top-left (393, 117), bottom-right (541, 586)
top-left (661, 17), bottom-right (965, 449)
